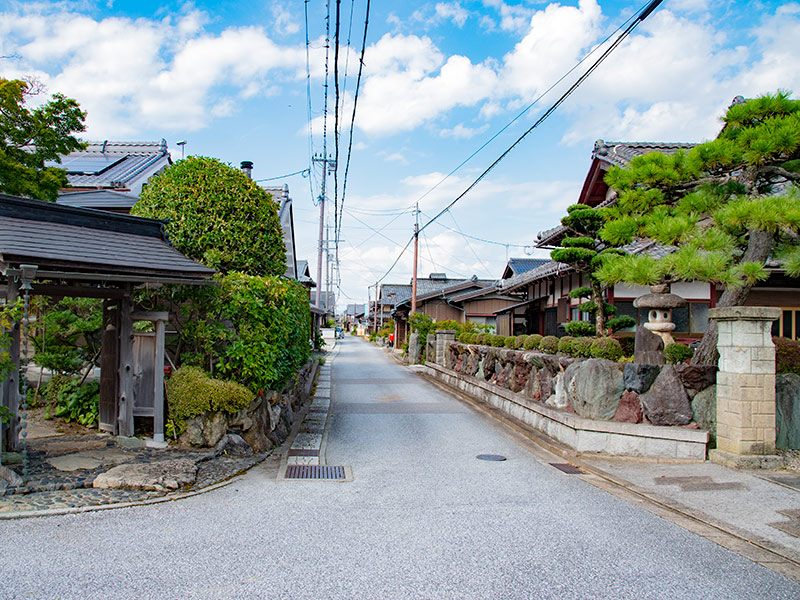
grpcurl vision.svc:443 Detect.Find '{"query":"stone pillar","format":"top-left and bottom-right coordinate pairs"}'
top-left (408, 332), bottom-right (421, 364)
top-left (709, 306), bottom-right (781, 469)
top-left (426, 334), bottom-right (437, 364)
top-left (435, 330), bottom-right (456, 368)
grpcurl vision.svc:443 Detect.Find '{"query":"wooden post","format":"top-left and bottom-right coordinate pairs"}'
top-left (1, 277), bottom-right (20, 453)
top-left (117, 289), bottom-right (135, 437)
top-left (153, 318), bottom-right (166, 443)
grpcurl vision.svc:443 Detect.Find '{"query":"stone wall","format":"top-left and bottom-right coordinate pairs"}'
top-left (178, 359), bottom-right (318, 452)
top-left (446, 342), bottom-right (717, 432)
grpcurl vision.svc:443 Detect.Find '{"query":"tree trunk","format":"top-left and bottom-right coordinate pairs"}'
top-left (593, 284), bottom-right (606, 337)
top-left (691, 228), bottom-right (775, 365)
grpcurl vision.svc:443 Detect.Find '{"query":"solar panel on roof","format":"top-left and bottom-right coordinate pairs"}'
top-left (52, 156), bottom-right (125, 175)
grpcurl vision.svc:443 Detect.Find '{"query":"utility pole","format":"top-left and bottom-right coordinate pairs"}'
top-left (410, 202), bottom-right (419, 315)
top-left (374, 282), bottom-right (379, 333)
top-left (313, 154), bottom-right (335, 309)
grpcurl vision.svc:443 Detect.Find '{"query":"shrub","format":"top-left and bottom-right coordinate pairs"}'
top-left (166, 366), bottom-right (254, 435)
top-left (524, 334), bottom-right (543, 350)
top-left (540, 336), bottom-right (559, 354)
top-left (557, 336), bottom-right (576, 354)
top-left (572, 337), bottom-right (594, 357)
top-left (564, 321), bottom-right (595, 337)
top-left (615, 335), bottom-right (635, 357)
top-left (475, 333), bottom-right (485, 345)
top-left (775, 337), bottom-right (800, 374)
top-left (664, 343), bottom-right (693, 364)
top-left (590, 337), bottom-right (623, 361)
top-left (606, 315), bottom-right (637, 333)
top-left (491, 335), bottom-right (506, 348)
top-left (46, 379), bottom-right (99, 426)
top-left (514, 335), bottom-right (527, 349)
top-left (132, 156), bottom-right (286, 276)
top-left (504, 336), bottom-right (516, 348)
top-left (45, 374), bottom-right (73, 407)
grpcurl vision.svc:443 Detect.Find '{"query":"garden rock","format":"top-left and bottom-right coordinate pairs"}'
top-left (565, 359), bottom-right (624, 420)
top-left (675, 365), bottom-right (717, 392)
top-left (640, 365), bottom-right (692, 425)
top-left (777, 373), bottom-right (800, 450)
top-left (93, 459), bottom-right (197, 492)
top-left (634, 327), bottom-right (664, 364)
top-left (215, 433), bottom-right (254, 457)
top-left (0, 465), bottom-right (23, 487)
top-left (614, 391), bottom-right (643, 423)
top-left (691, 384), bottom-right (717, 439)
top-left (181, 411), bottom-right (227, 448)
top-left (623, 363), bottom-right (661, 394)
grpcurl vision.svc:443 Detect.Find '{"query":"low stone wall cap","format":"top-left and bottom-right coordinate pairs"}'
top-left (708, 306), bottom-right (782, 321)
top-left (435, 329), bottom-right (457, 334)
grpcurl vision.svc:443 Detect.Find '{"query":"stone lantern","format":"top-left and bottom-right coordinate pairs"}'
top-left (633, 284), bottom-right (687, 364)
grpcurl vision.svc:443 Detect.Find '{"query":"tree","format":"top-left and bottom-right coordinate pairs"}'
top-left (550, 205), bottom-right (635, 336)
top-left (0, 77), bottom-right (86, 201)
top-left (595, 92), bottom-right (800, 364)
top-left (131, 156), bottom-right (286, 277)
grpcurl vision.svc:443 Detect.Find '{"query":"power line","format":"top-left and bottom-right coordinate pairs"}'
top-left (419, 210), bottom-right (529, 248)
top-left (445, 211), bottom-right (494, 279)
top-left (336, 0), bottom-right (371, 257)
top-left (418, 0), bottom-right (664, 237)
top-left (255, 168), bottom-right (310, 182)
top-left (303, 1), bottom-right (316, 207)
top-left (401, 1), bottom-right (644, 220)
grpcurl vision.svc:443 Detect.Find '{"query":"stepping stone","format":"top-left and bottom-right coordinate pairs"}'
top-left (93, 459), bottom-right (197, 492)
top-left (47, 449), bottom-right (131, 472)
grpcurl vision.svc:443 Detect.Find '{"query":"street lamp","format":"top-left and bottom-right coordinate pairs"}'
top-left (176, 140), bottom-right (187, 159)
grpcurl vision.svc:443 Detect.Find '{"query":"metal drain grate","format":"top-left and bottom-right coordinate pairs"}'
top-left (285, 465), bottom-right (346, 480)
top-left (550, 463), bottom-right (586, 474)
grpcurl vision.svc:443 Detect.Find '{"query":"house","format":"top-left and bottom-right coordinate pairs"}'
top-left (381, 273), bottom-right (520, 348)
top-left (52, 140), bottom-right (172, 212)
top-left (0, 193), bottom-right (215, 450)
top-left (344, 304), bottom-right (367, 331)
top-left (497, 139), bottom-right (800, 340)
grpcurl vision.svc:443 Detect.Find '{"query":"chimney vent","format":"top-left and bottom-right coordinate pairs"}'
top-left (240, 161), bottom-right (253, 178)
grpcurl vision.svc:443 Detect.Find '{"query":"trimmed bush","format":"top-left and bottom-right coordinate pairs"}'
top-left (540, 336), bottom-right (559, 354)
top-left (664, 343), bottom-right (693, 364)
top-left (572, 337), bottom-right (594, 358)
top-left (166, 366), bottom-right (254, 434)
top-left (615, 335), bottom-right (635, 357)
top-left (590, 337), bottom-right (623, 361)
top-left (775, 337), bottom-right (800, 374)
top-left (490, 335), bottom-right (506, 348)
top-left (523, 334), bottom-right (542, 350)
top-left (557, 336), bottom-right (576, 354)
top-left (514, 335), bottom-right (527, 349)
top-left (475, 333), bottom-right (485, 345)
top-left (504, 336), bottom-right (516, 349)
top-left (564, 321), bottom-right (595, 337)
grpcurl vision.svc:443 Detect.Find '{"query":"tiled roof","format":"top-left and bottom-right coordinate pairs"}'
top-left (380, 283), bottom-right (413, 306)
top-left (499, 238), bottom-right (675, 292)
top-left (0, 194), bottom-right (214, 282)
top-left (592, 140), bottom-right (697, 168)
top-left (49, 140), bottom-right (171, 195)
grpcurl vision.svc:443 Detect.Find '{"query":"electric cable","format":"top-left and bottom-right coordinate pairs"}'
top-left (419, 210), bottom-right (529, 247)
top-left (445, 211), bottom-right (494, 279)
top-left (336, 0), bottom-right (371, 256)
top-left (418, 0), bottom-right (664, 236)
top-left (304, 0), bottom-right (316, 206)
top-left (255, 169), bottom-right (309, 182)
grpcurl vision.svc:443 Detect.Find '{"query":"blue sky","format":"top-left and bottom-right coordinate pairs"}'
top-left (1, 0), bottom-right (798, 309)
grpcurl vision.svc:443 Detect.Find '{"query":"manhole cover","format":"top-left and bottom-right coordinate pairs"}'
top-left (477, 454), bottom-right (507, 461)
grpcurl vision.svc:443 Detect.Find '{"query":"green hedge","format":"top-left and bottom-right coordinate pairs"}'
top-left (540, 336), bottom-right (559, 354)
top-left (590, 337), bottom-right (623, 361)
top-left (524, 334), bottom-right (542, 350)
top-left (664, 343), bottom-right (693, 365)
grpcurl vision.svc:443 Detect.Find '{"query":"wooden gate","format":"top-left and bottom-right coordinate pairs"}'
top-left (99, 300), bottom-right (119, 434)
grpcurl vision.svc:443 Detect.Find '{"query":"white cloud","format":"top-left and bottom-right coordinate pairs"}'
top-left (0, 6), bottom-right (304, 136)
top-left (435, 2), bottom-right (470, 27)
top-left (356, 34), bottom-right (498, 135)
top-left (439, 123), bottom-right (489, 139)
top-left (271, 3), bottom-right (300, 35)
top-left (481, 0), bottom-right (537, 33)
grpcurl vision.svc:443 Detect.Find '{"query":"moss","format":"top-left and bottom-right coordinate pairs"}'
top-left (166, 366), bottom-right (254, 432)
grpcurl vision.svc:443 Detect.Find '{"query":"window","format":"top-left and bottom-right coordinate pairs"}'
top-left (771, 309), bottom-right (800, 340)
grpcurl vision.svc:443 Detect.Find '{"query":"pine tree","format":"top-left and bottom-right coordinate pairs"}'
top-left (595, 92), bottom-right (800, 364)
top-left (550, 205), bottom-right (635, 336)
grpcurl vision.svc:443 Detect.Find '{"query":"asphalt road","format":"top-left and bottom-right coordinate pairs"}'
top-left (1, 337), bottom-right (799, 599)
